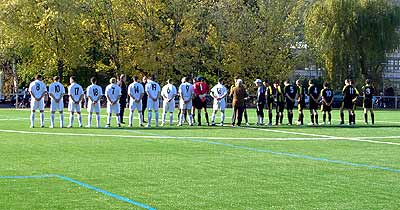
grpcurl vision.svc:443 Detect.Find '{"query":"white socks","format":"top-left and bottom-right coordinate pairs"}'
top-left (88, 113), bottom-right (93, 127)
top-left (50, 113), bottom-right (55, 127)
top-left (96, 114), bottom-right (100, 127)
top-left (30, 112), bottom-right (35, 127)
top-left (169, 113), bottom-right (173, 125)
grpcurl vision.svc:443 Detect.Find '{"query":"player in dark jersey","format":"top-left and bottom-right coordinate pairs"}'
top-left (284, 80), bottom-right (296, 125)
top-left (274, 81), bottom-right (284, 125)
top-left (320, 82), bottom-right (333, 125)
top-left (362, 79), bottom-right (375, 125)
top-left (254, 79), bottom-right (266, 125)
top-left (296, 80), bottom-right (306, 125)
top-left (308, 79), bottom-right (319, 125)
top-left (349, 79), bottom-right (359, 125)
top-left (342, 79), bottom-right (357, 125)
top-left (264, 79), bottom-right (274, 126)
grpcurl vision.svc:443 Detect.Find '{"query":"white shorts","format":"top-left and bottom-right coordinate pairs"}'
top-left (213, 99), bottom-right (226, 111)
top-left (107, 102), bottom-right (120, 114)
top-left (147, 99), bottom-right (159, 111)
top-left (31, 98), bottom-right (45, 111)
top-left (129, 101), bottom-right (143, 112)
top-left (50, 100), bottom-right (64, 112)
top-left (179, 100), bottom-right (192, 110)
top-left (87, 102), bottom-right (101, 113)
top-left (68, 102), bottom-right (81, 112)
top-left (163, 100), bottom-right (175, 113)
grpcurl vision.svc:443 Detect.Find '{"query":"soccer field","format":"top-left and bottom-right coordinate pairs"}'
top-left (0, 108), bottom-right (399, 210)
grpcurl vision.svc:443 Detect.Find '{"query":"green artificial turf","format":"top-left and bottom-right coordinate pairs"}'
top-left (0, 108), bottom-right (399, 209)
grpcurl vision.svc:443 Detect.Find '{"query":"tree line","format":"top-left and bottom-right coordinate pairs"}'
top-left (0, 0), bottom-right (399, 95)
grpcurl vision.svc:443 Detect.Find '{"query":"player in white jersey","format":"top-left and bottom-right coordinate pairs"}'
top-left (105, 77), bottom-right (122, 127)
top-left (48, 76), bottom-right (65, 128)
top-left (86, 77), bottom-right (103, 128)
top-left (128, 76), bottom-right (145, 127)
top-left (145, 75), bottom-right (161, 127)
top-left (67, 76), bottom-right (84, 128)
top-left (178, 77), bottom-right (194, 126)
top-left (28, 74), bottom-right (47, 128)
top-left (210, 78), bottom-right (228, 126)
top-left (161, 79), bottom-right (177, 126)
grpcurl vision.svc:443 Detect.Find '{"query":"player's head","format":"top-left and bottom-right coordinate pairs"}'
top-left (70, 76), bottom-right (76, 84)
top-left (263, 79), bottom-right (269, 86)
top-left (254, 79), bottom-right (262, 87)
top-left (273, 80), bottom-right (280, 88)
top-left (323, 82), bottom-right (329, 88)
top-left (345, 79), bottom-right (350, 85)
top-left (218, 78), bottom-right (223, 84)
top-left (167, 79), bottom-right (173, 84)
top-left (35, 74), bottom-right (42, 81)
top-left (142, 76), bottom-right (147, 83)
top-left (148, 75), bottom-right (154, 81)
top-left (365, 79), bottom-right (371, 85)
top-left (132, 76), bottom-right (139, 82)
top-left (308, 79), bottom-right (314, 85)
top-left (296, 79), bottom-right (301, 86)
top-left (120, 74), bottom-right (126, 82)
top-left (234, 76), bottom-right (239, 83)
top-left (53, 76), bottom-right (60, 82)
top-left (110, 77), bottom-right (117, 84)
top-left (236, 79), bottom-right (243, 86)
top-left (350, 79), bottom-right (355, 85)
top-left (181, 77), bottom-right (187, 83)
top-left (284, 80), bottom-right (290, 86)
top-left (90, 77), bottom-right (97, 84)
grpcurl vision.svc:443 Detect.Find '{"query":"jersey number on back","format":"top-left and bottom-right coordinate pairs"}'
top-left (36, 84), bottom-right (40, 91)
top-left (152, 84), bottom-right (156, 91)
top-left (326, 90), bottom-right (332, 97)
top-left (74, 88), bottom-right (79, 95)
top-left (349, 88), bottom-right (354, 95)
top-left (365, 88), bottom-right (371, 95)
top-left (186, 85), bottom-right (189, 93)
top-left (111, 87), bottom-right (115, 95)
top-left (55, 85), bottom-right (60, 93)
top-left (217, 88), bottom-right (222, 95)
top-left (93, 89), bottom-right (98, 96)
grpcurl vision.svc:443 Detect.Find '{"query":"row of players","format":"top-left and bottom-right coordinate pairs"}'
top-left (28, 74), bottom-right (227, 128)
top-left (28, 74), bottom-right (375, 128)
top-left (251, 78), bottom-right (374, 126)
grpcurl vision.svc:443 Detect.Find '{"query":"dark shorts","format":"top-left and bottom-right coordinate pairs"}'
top-left (342, 100), bottom-right (353, 110)
top-left (193, 96), bottom-right (207, 109)
top-left (309, 101), bottom-right (319, 110)
top-left (257, 102), bottom-right (265, 111)
top-left (276, 102), bottom-right (285, 113)
top-left (286, 101), bottom-right (294, 110)
top-left (363, 98), bottom-right (373, 109)
top-left (321, 104), bottom-right (332, 112)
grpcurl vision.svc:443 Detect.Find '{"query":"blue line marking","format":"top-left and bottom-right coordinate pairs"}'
top-left (0, 174), bottom-right (156, 210)
top-left (179, 138), bottom-right (400, 173)
top-left (54, 175), bottom-right (156, 210)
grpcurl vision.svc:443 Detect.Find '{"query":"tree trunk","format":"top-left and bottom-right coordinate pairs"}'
top-left (12, 58), bottom-right (18, 109)
top-left (58, 59), bottom-right (64, 81)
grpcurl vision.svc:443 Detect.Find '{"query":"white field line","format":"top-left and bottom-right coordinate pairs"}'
top-left (0, 129), bottom-right (339, 141)
top-left (241, 127), bottom-right (400, 146)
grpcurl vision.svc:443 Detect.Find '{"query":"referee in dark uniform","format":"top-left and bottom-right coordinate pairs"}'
top-left (118, 74), bottom-right (127, 124)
